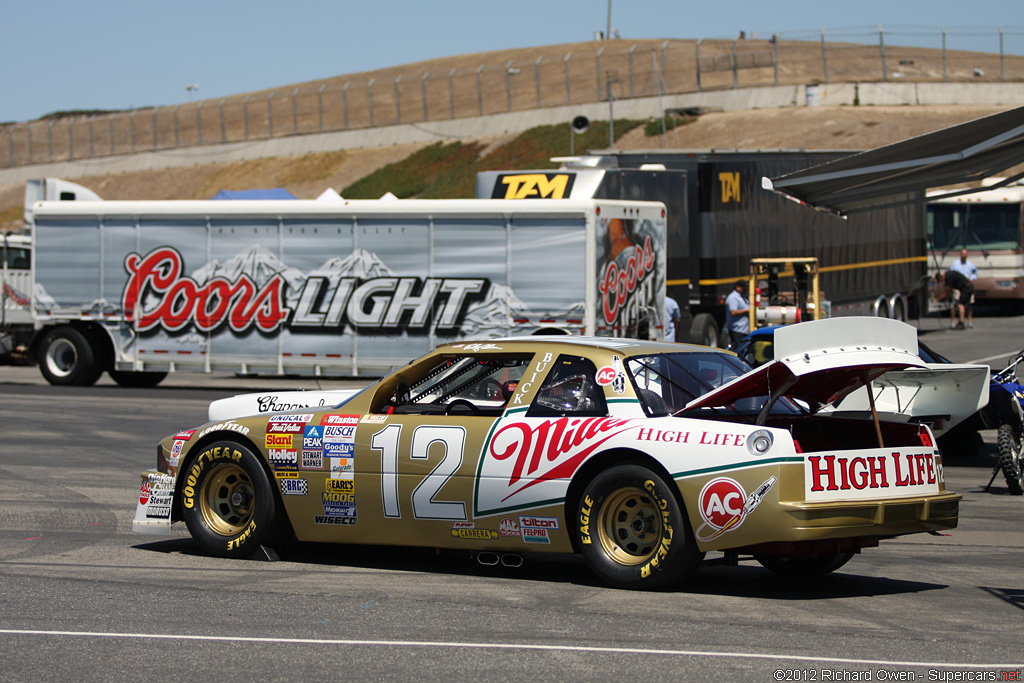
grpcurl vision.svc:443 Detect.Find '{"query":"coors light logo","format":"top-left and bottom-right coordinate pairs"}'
top-left (121, 246), bottom-right (491, 336)
top-left (598, 219), bottom-right (657, 332)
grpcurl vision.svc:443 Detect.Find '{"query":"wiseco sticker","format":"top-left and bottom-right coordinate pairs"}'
top-left (491, 173), bottom-right (575, 199)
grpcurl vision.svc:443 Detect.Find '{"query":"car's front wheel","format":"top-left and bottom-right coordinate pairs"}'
top-left (576, 464), bottom-right (703, 589)
top-left (180, 441), bottom-right (285, 558)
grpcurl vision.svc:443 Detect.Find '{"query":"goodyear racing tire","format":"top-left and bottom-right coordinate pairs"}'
top-left (108, 369), bottom-right (168, 388)
top-left (576, 465), bottom-right (703, 590)
top-left (754, 552), bottom-right (855, 577)
top-left (37, 327), bottom-right (103, 387)
top-left (180, 441), bottom-right (284, 558)
top-left (997, 423), bottom-right (1024, 496)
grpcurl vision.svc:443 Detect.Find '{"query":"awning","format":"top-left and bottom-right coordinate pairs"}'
top-left (762, 105), bottom-right (1024, 214)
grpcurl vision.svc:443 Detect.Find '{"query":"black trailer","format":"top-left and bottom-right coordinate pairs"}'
top-left (478, 151), bottom-right (927, 346)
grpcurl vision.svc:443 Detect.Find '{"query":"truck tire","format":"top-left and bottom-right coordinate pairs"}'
top-left (37, 327), bottom-right (103, 386)
top-left (108, 369), bottom-right (168, 388)
top-left (690, 313), bottom-right (721, 348)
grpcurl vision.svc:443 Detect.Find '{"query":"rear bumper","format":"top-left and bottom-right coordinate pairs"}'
top-left (776, 491), bottom-right (960, 539)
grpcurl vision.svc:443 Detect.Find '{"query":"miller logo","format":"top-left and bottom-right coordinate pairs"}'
top-left (492, 173), bottom-right (575, 199)
top-left (719, 172), bottom-right (741, 203)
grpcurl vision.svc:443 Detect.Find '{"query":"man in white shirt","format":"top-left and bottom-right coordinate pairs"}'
top-left (948, 249), bottom-right (978, 329)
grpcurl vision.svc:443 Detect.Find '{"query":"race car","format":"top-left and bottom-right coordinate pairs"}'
top-left (133, 317), bottom-right (960, 590)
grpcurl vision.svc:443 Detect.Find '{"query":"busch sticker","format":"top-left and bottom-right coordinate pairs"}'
top-left (475, 416), bottom-right (640, 515)
top-left (280, 479), bottom-right (309, 496)
top-left (695, 476), bottom-right (775, 543)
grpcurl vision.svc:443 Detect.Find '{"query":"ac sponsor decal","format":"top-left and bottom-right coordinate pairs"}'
top-left (804, 450), bottom-right (942, 502)
top-left (491, 173), bottom-right (575, 199)
top-left (280, 478), bottom-right (309, 496)
top-left (476, 416), bottom-right (640, 514)
top-left (315, 515), bottom-right (357, 525)
top-left (265, 433), bottom-right (295, 450)
top-left (695, 476), bottom-right (775, 543)
top-left (122, 246), bottom-right (490, 337)
top-left (595, 366), bottom-right (617, 386)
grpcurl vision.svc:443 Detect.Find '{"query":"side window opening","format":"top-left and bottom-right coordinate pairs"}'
top-left (527, 355), bottom-right (607, 417)
top-left (377, 354), bottom-right (532, 416)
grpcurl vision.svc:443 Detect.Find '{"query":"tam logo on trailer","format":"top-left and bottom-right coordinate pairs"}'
top-left (491, 173), bottom-right (575, 199)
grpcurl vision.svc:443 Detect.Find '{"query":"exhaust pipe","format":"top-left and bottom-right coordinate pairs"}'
top-left (476, 551), bottom-right (499, 566)
top-left (500, 553), bottom-right (523, 568)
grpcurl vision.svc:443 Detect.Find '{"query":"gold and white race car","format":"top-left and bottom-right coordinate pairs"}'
top-left (133, 317), bottom-right (959, 589)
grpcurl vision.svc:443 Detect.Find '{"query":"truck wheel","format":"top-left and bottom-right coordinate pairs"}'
top-left (690, 313), bottom-right (720, 348)
top-left (37, 327), bottom-right (103, 386)
top-left (576, 464), bottom-right (703, 589)
top-left (109, 369), bottom-right (168, 388)
top-left (181, 441), bottom-right (286, 558)
top-left (755, 552), bottom-right (854, 577)
top-left (997, 423), bottom-right (1024, 495)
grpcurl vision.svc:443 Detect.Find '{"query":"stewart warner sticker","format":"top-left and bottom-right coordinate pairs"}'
top-left (474, 416), bottom-right (641, 515)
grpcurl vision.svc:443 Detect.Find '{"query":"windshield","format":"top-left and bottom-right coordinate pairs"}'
top-left (626, 351), bottom-right (800, 418)
top-left (928, 203), bottom-right (1021, 251)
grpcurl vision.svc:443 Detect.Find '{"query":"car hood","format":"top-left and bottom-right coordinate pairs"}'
top-left (686, 317), bottom-right (927, 412)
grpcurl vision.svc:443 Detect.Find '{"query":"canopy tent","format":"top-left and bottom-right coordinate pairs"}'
top-left (763, 105), bottom-right (1024, 215)
top-left (211, 188), bottom-right (296, 200)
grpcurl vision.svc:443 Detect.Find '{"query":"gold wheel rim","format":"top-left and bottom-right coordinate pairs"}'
top-left (199, 463), bottom-right (254, 536)
top-left (597, 486), bottom-right (662, 566)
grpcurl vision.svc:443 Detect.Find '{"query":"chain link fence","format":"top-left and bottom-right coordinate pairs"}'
top-left (3, 26), bottom-right (1024, 169)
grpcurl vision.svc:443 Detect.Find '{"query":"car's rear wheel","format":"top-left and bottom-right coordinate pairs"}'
top-left (181, 441), bottom-right (283, 558)
top-left (754, 552), bottom-right (855, 577)
top-left (576, 464), bottom-right (703, 589)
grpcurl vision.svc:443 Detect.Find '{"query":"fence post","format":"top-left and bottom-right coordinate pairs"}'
top-left (628, 43), bottom-right (636, 97)
top-left (367, 80), bottom-right (375, 127)
top-left (942, 27), bottom-right (947, 83)
top-left (130, 110), bottom-right (136, 152)
top-left (243, 96), bottom-right (250, 140)
top-left (88, 116), bottom-right (94, 158)
top-left (448, 69), bottom-right (456, 119)
top-left (534, 57), bottom-right (543, 107)
top-left (1000, 26), bottom-right (1005, 82)
top-left (661, 41), bottom-right (668, 90)
top-left (342, 82), bottom-right (350, 129)
top-left (596, 48), bottom-right (603, 100)
top-left (152, 107), bottom-right (159, 150)
top-left (476, 65), bottom-right (484, 116)
top-left (318, 85), bottom-right (326, 132)
top-left (196, 103), bottom-right (203, 145)
top-left (27, 124), bottom-right (33, 164)
top-left (695, 40), bottom-right (702, 92)
top-left (7, 127), bottom-right (12, 167)
top-left (773, 33), bottom-right (779, 85)
top-left (821, 29), bottom-right (829, 83)
top-left (267, 92), bottom-right (275, 138)
top-left (292, 88), bottom-right (299, 134)
top-left (48, 120), bottom-right (54, 161)
top-left (879, 25), bottom-right (887, 82)
top-left (732, 40), bottom-right (738, 88)
top-left (505, 60), bottom-right (515, 111)
top-left (109, 113), bottom-right (115, 155)
top-left (219, 99), bottom-right (226, 142)
top-left (395, 76), bottom-right (402, 123)
top-left (68, 119), bottom-right (74, 160)
top-left (173, 107), bottom-right (181, 148)
top-left (421, 72), bottom-right (429, 121)
top-left (564, 53), bottom-right (572, 104)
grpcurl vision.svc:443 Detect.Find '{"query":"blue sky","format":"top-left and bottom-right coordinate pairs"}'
top-left (1, 0), bottom-right (1021, 123)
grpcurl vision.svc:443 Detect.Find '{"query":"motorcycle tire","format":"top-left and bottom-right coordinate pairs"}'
top-left (996, 423), bottom-right (1024, 496)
